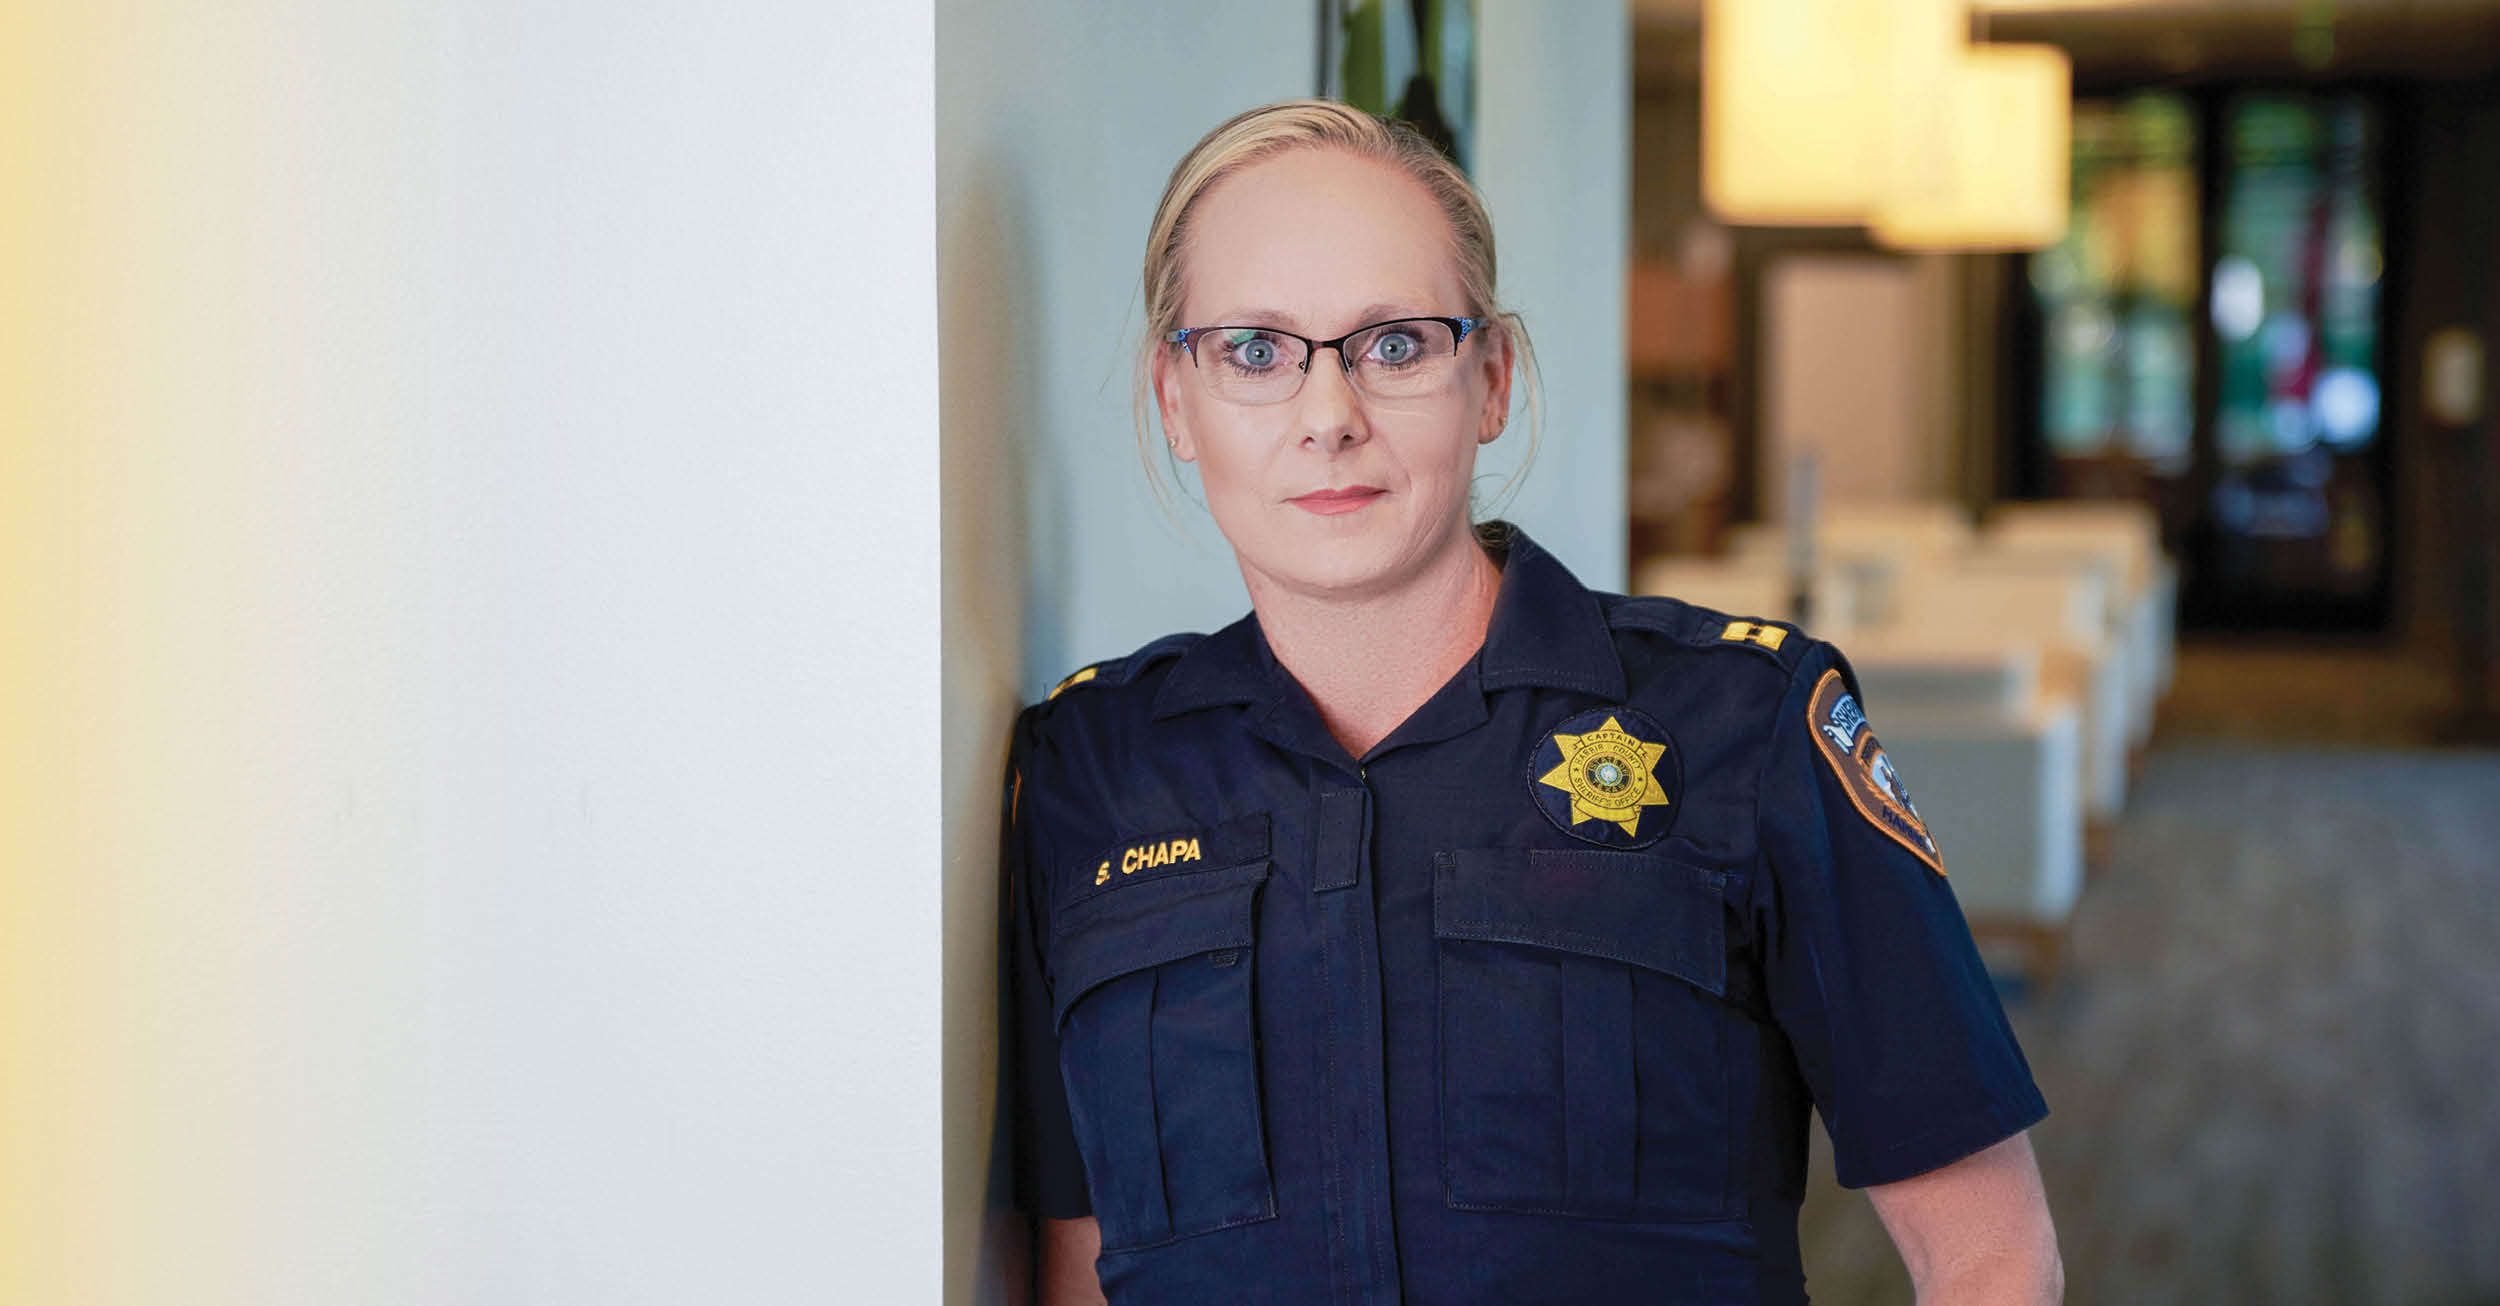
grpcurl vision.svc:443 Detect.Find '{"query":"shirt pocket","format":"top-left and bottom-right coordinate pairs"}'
top-left (1432, 846), bottom-right (1737, 1222)
top-left (1050, 857), bottom-right (1276, 1250)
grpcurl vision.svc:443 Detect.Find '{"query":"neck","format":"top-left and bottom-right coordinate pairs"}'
top-left (1243, 525), bottom-right (1504, 760)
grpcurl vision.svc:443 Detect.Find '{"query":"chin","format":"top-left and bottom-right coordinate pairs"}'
top-left (1257, 521), bottom-right (1427, 598)
top-left (1293, 556), bottom-right (1402, 597)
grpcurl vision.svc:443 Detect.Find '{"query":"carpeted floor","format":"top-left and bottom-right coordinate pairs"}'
top-left (1795, 743), bottom-right (2500, 1306)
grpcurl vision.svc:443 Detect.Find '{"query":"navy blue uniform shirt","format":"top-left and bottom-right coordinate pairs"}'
top-left (1005, 525), bottom-right (2046, 1305)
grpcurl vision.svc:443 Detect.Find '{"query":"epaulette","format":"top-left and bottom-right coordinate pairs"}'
top-left (1043, 631), bottom-right (1201, 703)
top-left (1606, 593), bottom-right (1814, 672)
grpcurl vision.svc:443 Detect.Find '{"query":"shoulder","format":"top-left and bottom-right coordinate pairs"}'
top-left (1600, 590), bottom-right (1825, 683)
top-left (1012, 630), bottom-right (1205, 759)
top-left (1008, 630), bottom-right (1218, 880)
top-left (1593, 590), bottom-right (1864, 762)
top-left (1041, 630), bottom-right (1202, 706)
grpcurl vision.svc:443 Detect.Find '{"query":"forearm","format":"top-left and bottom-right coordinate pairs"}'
top-left (1037, 1216), bottom-right (1107, 1306)
top-left (1870, 1132), bottom-right (2062, 1306)
top-left (1910, 1237), bottom-right (2063, 1306)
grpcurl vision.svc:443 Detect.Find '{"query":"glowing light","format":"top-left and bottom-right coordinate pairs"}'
top-left (2211, 255), bottom-right (2264, 342)
top-left (2313, 367), bottom-right (2380, 447)
top-left (1870, 44), bottom-right (2073, 251)
top-left (1703, 0), bottom-right (1960, 225)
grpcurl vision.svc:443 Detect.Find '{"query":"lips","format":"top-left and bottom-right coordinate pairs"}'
top-left (1289, 486), bottom-right (1387, 516)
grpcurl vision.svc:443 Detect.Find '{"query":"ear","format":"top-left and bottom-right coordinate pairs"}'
top-left (1151, 342), bottom-right (1200, 463)
top-left (1475, 319), bottom-right (1516, 446)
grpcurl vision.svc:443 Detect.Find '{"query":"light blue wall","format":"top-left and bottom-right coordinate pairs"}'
top-left (938, 9), bottom-right (1315, 704)
top-left (937, 13), bottom-right (1320, 1304)
top-left (1473, 2), bottom-right (1632, 600)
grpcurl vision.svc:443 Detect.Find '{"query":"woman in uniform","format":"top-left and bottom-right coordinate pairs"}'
top-left (1005, 100), bottom-right (2061, 1306)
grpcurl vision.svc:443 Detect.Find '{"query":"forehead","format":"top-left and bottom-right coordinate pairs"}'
top-left (1179, 147), bottom-right (1465, 331)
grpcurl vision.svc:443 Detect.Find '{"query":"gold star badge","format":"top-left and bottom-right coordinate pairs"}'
top-left (1537, 715), bottom-right (1674, 838)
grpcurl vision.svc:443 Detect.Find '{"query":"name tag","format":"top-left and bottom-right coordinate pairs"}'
top-left (1074, 814), bottom-right (1270, 897)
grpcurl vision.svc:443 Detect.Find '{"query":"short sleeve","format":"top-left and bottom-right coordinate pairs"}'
top-left (1004, 708), bottom-right (1094, 1219)
top-left (1752, 643), bottom-right (2048, 1189)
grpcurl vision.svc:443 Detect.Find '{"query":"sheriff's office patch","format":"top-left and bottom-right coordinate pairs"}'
top-left (1806, 669), bottom-right (1945, 875)
top-left (1531, 707), bottom-right (1681, 848)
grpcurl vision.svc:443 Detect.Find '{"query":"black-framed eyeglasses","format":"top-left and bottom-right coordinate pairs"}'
top-left (1166, 315), bottom-right (1482, 405)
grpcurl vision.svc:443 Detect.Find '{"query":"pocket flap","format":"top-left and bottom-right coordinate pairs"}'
top-left (1433, 848), bottom-right (1726, 996)
top-left (1051, 861), bottom-right (1267, 1027)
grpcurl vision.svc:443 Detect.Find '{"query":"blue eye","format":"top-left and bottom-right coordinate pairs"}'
top-left (1213, 330), bottom-right (1289, 372)
top-left (1370, 330), bottom-right (1424, 366)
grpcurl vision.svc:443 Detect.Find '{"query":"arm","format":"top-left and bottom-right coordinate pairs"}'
top-left (1865, 1131), bottom-right (2062, 1306)
top-left (1751, 647), bottom-right (2056, 1296)
top-left (1038, 1216), bottom-right (1107, 1306)
top-left (1004, 714), bottom-right (1106, 1306)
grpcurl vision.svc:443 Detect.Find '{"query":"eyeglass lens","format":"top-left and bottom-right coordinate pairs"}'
top-left (1189, 319), bottom-right (1462, 404)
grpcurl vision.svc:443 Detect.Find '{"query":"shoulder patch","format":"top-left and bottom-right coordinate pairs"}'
top-left (1805, 668), bottom-right (1945, 876)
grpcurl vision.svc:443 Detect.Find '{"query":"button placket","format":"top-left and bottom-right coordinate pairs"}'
top-left (1309, 780), bottom-right (1401, 1302)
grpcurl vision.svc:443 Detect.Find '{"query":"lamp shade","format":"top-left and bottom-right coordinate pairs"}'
top-left (1702, 0), bottom-right (1924, 225)
top-left (1872, 44), bottom-right (2073, 250)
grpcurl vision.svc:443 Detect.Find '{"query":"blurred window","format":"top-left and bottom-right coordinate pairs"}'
top-left (2021, 90), bottom-right (2392, 631)
top-left (2033, 95), bottom-right (2199, 474)
top-left (2206, 94), bottom-right (2387, 611)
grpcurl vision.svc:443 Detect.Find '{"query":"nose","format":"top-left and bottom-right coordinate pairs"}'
top-left (1294, 348), bottom-right (1369, 453)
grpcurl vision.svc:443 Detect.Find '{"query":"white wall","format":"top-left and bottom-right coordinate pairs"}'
top-left (1760, 253), bottom-right (1959, 514)
top-left (1763, 254), bottom-right (1933, 512)
top-left (4, 4), bottom-right (942, 1303)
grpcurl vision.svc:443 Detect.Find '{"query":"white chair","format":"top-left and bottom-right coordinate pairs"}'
top-left (1878, 698), bottom-right (2085, 983)
top-left (2147, 555), bottom-right (2178, 697)
top-left (1728, 503), bottom-right (1975, 629)
top-left (1630, 555), bottom-right (1852, 632)
top-left (1822, 504), bottom-right (1979, 582)
top-left (1983, 502), bottom-right (2174, 749)
top-left (1949, 545), bottom-right (2147, 751)
top-left (1841, 633), bottom-right (2043, 718)
top-left (1986, 500), bottom-right (2159, 589)
top-left (1723, 528), bottom-right (1904, 631)
top-left (1831, 632), bottom-right (2086, 985)
top-left (1886, 568), bottom-right (2128, 824)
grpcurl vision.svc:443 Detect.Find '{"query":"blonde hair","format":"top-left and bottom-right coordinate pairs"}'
top-left (1132, 98), bottom-right (1543, 519)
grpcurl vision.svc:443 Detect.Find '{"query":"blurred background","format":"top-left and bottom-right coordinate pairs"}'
top-left (1626, 3), bottom-right (2500, 1303)
top-left (5, 3), bottom-right (2493, 1304)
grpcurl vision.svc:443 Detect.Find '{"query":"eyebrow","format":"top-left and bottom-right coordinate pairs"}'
top-left (1202, 303), bottom-right (1433, 334)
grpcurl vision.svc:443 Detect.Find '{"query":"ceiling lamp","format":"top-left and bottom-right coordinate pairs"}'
top-left (1703, 0), bottom-right (1968, 226)
top-left (1872, 44), bottom-right (2073, 251)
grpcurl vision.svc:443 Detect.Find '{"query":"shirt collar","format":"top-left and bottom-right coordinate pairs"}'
top-left (1475, 523), bottom-right (1627, 700)
top-left (1151, 522), bottom-right (1625, 721)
